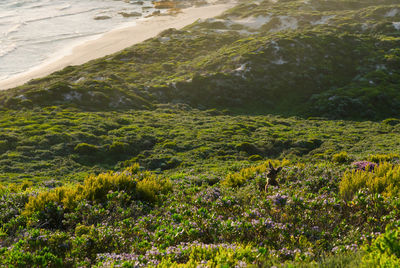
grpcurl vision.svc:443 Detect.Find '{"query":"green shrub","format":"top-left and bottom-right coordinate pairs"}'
top-left (108, 141), bottom-right (129, 155)
top-left (362, 226), bottom-right (400, 267)
top-left (74, 143), bottom-right (98, 155)
top-left (0, 140), bottom-right (10, 154)
top-left (236, 142), bottom-right (259, 155)
top-left (382, 118), bottom-right (400, 126)
top-left (249, 155), bottom-right (263, 161)
top-left (316, 251), bottom-right (363, 267)
top-left (332, 152), bottom-right (351, 164)
top-left (162, 141), bottom-right (177, 149)
top-left (0, 183), bottom-right (5, 195)
top-left (339, 162), bottom-right (400, 200)
top-left (2, 241), bottom-right (63, 268)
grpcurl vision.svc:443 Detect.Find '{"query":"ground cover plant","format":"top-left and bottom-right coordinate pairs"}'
top-left (1, 0), bottom-right (400, 266)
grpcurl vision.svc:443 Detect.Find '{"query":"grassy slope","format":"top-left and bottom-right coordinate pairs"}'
top-left (1, 0), bottom-right (400, 267)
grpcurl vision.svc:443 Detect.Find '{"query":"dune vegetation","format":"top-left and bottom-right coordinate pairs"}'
top-left (1, 0), bottom-right (400, 266)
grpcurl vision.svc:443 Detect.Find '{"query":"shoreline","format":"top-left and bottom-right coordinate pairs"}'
top-left (0, 1), bottom-right (236, 90)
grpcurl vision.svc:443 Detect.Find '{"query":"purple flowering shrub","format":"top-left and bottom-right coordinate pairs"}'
top-left (351, 161), bottom-right (377, 171)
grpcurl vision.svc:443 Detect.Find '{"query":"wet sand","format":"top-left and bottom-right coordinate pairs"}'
top-left (0, 1), bottom-right (235, 90)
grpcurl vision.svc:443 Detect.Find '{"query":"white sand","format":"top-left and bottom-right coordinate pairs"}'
top-left (311, 15), bottom-right (335, 26)
top-left (233, 15), bottom-right (271, 29)
top-left (385, 9), bottom-right (399, 18)
top-left (393, 22), bottom-right (400, 30)
top-left (0, 1), bottom-right (236, 90)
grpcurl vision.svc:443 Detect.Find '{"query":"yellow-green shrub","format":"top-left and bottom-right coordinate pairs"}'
top-left (75, 224), bottom-right (95, 236)
top-left (82, 172), bottom-right (137, 203)
top-left (6, 180), bottom-right (34, 193)
top-left (223, 159), bottom-right (289, 188)
top-left (332, 151), bottom-right (351, 164)
top-left (361, 226), bottom-right (400, 267)
top-left (339, 162), bottom-right (400, 200)
top-left (223, 173), bottom-right (247, 188)
top-left (367, 153), bottom-right (399, 163)
top-left (0, 183), bottom-right (6, 195)
top-left (156, 244), bottom-right (257, 267)
top-left (24, 186), bottom-right (77, 217)
top-left (136, 175), bottom-right (172, 202)
top-left (23, 164), bottom-right (171, 217)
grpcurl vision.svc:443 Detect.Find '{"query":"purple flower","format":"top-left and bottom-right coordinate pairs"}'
top-left (270, 194), bottom-right (288, 206)
top-left (352, 161), bottom-right (377, 171)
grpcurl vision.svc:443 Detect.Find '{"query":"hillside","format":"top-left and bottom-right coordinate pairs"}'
top-left (2, 0), bottom-right (400, 119)
top-left (1, 0), bottom-right (400, 267)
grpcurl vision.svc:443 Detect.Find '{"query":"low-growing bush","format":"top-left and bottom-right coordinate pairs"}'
top-left (74, 143), bottom-right (98, 155)
top-left (362, 226), bottom-right (400, 267)
top-left (332, 152), bottom-right (351, 164)
top-left (108, 141), bottom-right (129, 155)
top-left (339, 162), bottom-right (400, 200)
top-left (0, 140), bottom-right (10, 154)
top-left (367, 153), bottom-right (400, 163)
top-left (2, 243), bottom-right (63, 268)
top-left (82, 172), bottom-right (137, 203)
top-left (382, 118), bottom-right (400, 126)
top-left (249, 155), bottom-right (263, 161)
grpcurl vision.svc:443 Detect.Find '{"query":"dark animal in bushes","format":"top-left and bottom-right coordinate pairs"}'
top-left (265, 163), bottom-right (282, 192)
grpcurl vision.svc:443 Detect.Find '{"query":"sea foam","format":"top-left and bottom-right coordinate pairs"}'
top-left (0, 0), bottom-right (154, 82)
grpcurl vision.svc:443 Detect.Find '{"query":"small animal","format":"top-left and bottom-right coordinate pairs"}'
top-left (265, 163), bottom-right (282, 193)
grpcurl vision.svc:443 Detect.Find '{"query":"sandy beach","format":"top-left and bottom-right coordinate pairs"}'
top-left (0, 1), bottom-right (235, 90)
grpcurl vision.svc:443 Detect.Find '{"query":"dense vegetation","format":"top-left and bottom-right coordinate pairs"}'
top-left (0, 105), bottom-right (399, 183)
top-left (1, 0), bottom-right (400, 266)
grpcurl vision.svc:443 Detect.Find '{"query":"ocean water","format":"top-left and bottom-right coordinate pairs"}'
top-left (0, 0), bottom-right (154, 81)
